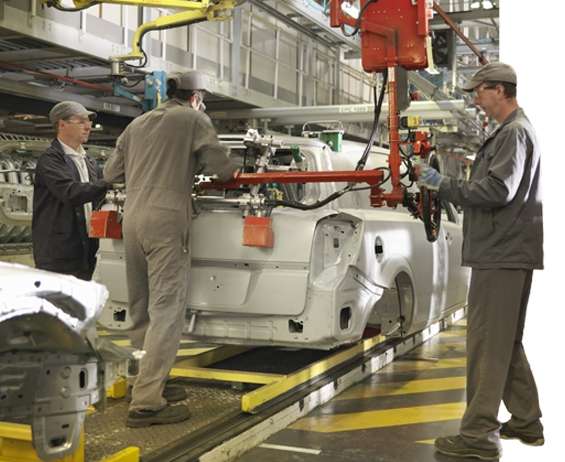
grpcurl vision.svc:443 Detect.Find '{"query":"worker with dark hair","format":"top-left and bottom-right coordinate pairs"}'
top-left (418, 62), bottom-right (544, 460)
top-left (32, 101), bottom-right (108, 280)
top-left (104, 71), bottom-right (238, 427)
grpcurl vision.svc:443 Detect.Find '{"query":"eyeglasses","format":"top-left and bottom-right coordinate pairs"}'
top-left (474, 84), bottom-right (498, 95)
top-left (65, 118), bottom-right (93, 126)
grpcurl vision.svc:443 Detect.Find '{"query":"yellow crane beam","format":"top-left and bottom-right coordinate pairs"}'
top-left (43, 0), bottom-right (240, 65)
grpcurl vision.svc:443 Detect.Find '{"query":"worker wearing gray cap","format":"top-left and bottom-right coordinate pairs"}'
top-left (104, 70), bottom-right (238, 427)
top-left (418, 62), bottom-right (544, 459)
top-left (32, 101), bottom-right (108, 280)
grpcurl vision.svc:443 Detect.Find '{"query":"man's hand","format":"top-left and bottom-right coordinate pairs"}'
top-left (417, 166), bottom-right (444, 191)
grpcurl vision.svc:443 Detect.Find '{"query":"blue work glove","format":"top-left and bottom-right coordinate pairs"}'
top-left (417, 166), bottom-right (444, 191)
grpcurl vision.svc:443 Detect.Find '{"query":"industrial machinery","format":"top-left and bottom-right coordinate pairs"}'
top-left (44, 0), bottom-right (242, 67)
top-left (0, 263), bottom-right (131, 461)
top-left (190, 0), bottom-right (443, 242)
top-left (95, 131), bottom-right (469, 349)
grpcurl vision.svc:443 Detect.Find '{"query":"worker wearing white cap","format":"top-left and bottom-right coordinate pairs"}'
top-left (104, 70), bottom-right (238, 427)
top-left (32, 101), bottom-right (108, 280)
top-left (418, 62), bottom-right (544, 459)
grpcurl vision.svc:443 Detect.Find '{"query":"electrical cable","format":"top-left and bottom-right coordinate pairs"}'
top-left (127, 48), bottom-right (149, 69)
top-left (355, 68), bottom-right (388, 171)
top-left (128, 17), bottom-right (208, 68)
top-left (261, 66), bottom-right (389, 211)
top-left (266, 186), bottom-right (352, 211)
top-left (342, 0), bottom-right (379, 37)
top-left (119, 74), bottom-right (147, 88)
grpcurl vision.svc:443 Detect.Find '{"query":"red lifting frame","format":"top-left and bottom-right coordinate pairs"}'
top-left (199, 169), bottom-right (386, 207)
top-left (202, 1), bottom-right (432, 211)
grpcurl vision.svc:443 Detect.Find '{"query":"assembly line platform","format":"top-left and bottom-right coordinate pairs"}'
top-left (87, 308), bottom-right (466, 461)
top-left (0, 308), bottom-right (467, 462)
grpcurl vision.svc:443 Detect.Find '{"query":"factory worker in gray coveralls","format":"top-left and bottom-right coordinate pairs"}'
top-left (103, 71), bottom-right (238, 427)
top-left (418, 62), bottom-right (544, 460)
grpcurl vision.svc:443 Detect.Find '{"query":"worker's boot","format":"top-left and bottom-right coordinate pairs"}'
top-left (125, 382), bottom-right (187, 403)
top-left (126, 404), bottom-right (191, 428)
top-left (435, 435), bottom-right (501, 460)
top-left (500, 421), bottom-right (545, 446)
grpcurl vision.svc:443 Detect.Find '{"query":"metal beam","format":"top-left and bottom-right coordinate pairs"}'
top-left (279, 0), bottom-right (360, 50)
top-left (408, 72), bottom-right (481, 134)
top-left (0, 78), bottom-right (141, 118)
top-left (249, 0), bottom-right (336, 49)
top-left (209, 100), bottom-right (467, 125)
top-left (250, 0), bottom-right (359, 51)
top-left (430, 7), bottom-right (499, 27)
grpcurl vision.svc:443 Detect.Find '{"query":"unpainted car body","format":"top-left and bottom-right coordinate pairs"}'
top-left (96, 133), bottom-right (469, 349)
top-left (0, 263), bottom-right (109, 460)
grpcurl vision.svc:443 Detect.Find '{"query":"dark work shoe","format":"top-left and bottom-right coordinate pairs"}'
top-left (126, 404), bottom-right (191, 428)
top-left (126, 383), bottom-right (188, 403)
top-left (500, 422), bottom-right (545, 446)
top-left (435, 435), bottom-right (501, 460)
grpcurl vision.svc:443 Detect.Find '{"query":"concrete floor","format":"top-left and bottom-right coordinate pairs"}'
top-left (236, 321), bottom-right (476, 462)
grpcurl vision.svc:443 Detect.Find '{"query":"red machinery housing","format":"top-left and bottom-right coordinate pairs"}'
top-left (330, 0), bottom-right (430, 72)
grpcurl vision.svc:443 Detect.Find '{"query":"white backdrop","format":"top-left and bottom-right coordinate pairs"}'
top-left (500, 1), bottom-right (563, 461)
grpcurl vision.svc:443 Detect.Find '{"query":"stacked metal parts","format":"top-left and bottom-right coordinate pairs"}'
top-left (0, 134), bottom-right (38, 251)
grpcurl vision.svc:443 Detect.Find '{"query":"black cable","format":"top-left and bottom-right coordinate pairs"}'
top-left (119, 74), bottom-right (147, 88)
top-left (342, 0), bottom-right (379, 37)
top-left (128, 17), bottom-right (208, 68)
top-left (355, 68), bottom-right (388, 171)
top-left (267, 186), bottom-right (353, 211)
top-left (401, 158), bottom-right (412, 178)
top-left (349, 170), bottom-right (391, 192)
top-left (127, 48), bottom-right (148, 69)
top-left (265, 65), bottom-right (388, 211)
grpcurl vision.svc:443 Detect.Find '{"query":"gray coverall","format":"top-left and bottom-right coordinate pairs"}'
top-left (104, 98), bottom-right (237, 411)
top-left (439, 108), bottom-right (543, 450)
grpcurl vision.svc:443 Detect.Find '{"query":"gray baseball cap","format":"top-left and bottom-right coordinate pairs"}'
top-left (462, 62), bottom-right (517, 92)
top-left (168, 71), bottom-right (209, 92)
top-left (49, 101), bottom-right (96, 124)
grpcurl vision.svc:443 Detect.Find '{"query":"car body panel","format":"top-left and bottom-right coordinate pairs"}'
top-left (96, 133), bottom-right (470, 349)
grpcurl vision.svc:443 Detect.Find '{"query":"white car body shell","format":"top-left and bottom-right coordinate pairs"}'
top-left (97, 135), bottom-right (470, 349)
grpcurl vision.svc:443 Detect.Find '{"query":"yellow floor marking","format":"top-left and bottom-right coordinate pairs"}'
top-left (176, 347), bottom-right (217, 357)
top-left (416, 439), bottom-right (436, 445)
top-left (418, 343), bottom-right (465, 354)
top-left (110, 339), bottom-right (198, 347)
top-left (289, 402), bottom-right (466, 433)
top-left (380, 357), bottom-right (466, 372)
top-left (336, 376), bottom-right (466, 401)
top-left (437, 343), bottom-right (466, 353)
top-left (439, 330), bottom-right (466, 338)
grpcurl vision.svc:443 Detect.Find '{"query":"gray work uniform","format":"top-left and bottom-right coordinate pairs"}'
top-left (104, 98), bottom-right (236, 411)
top-left (439, 108), bottom-right (543, 450)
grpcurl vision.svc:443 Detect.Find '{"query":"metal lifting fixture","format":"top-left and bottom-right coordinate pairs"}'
top-left (200, 0), bottom-right (442, 242)
top-left (59, 0), bottom-right (460, 243)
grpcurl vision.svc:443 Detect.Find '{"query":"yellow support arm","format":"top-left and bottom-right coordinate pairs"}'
top-left (44, 0), bottom-right (240, 65)
top-left (72, 0), bottom-right (208, 9)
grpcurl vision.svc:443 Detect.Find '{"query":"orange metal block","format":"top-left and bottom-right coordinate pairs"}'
top-left (89, 210), bottom-right (122, 239)
top-left (242, 216), bottom-right (274, 248)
